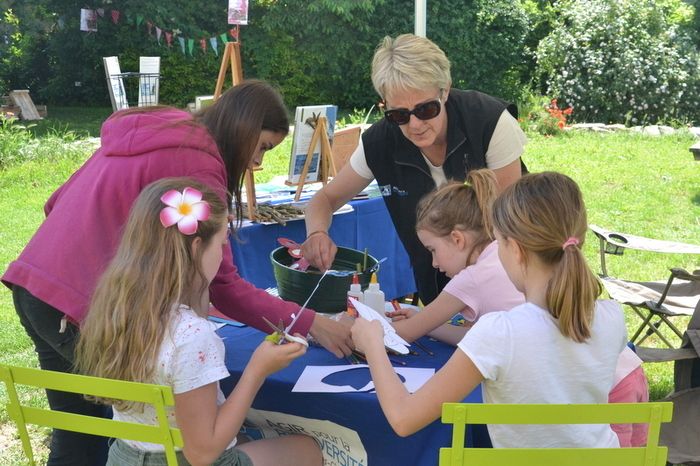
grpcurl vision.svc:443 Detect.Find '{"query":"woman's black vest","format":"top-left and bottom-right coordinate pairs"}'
top-left (363, 89), bottom-right (517, 304)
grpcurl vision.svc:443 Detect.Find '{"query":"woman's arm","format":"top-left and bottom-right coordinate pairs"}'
top-left (392, 291), bottom-right (467, 342)
top-left (175, 341), bottom-right (307, 466)
top-left (492, 158), bottom-right (522, 192)
top-left (353, 318), bottom-right (483, 437)
top-left (303, 152), bottom-right (372, 271)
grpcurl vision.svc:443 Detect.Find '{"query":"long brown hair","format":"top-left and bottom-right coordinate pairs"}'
top-left (195, 80), bottom-right (289, 221)
top-left (492, 172), bottom-right (602, 342)
top-left (416, 169), bottom-right (499, 260)
top-left (75, 177), bottom-right (228, 409)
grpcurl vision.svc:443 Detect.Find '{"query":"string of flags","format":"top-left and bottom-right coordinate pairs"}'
top-left (79, 8), bottom-right (241, 57)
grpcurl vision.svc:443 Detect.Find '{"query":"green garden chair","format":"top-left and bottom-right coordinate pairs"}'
top-left (439, 402), bottom-right (673, 466)
top-left (0, 364), bottom-right (183, 466)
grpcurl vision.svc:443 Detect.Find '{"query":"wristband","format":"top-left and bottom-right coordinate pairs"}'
top-left (306, 230), bottom-right (329, 240)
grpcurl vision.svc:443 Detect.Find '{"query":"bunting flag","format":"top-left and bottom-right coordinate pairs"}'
top-left (77, 8), bottom-right (241, 58)
top-left (229, 26), bottom-right (239, 41)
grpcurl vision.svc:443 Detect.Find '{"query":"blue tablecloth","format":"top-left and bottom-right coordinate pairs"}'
top-left (230, 197), bottom-right (417, 300)
top-left (218, 324), bottom-right (489, 466)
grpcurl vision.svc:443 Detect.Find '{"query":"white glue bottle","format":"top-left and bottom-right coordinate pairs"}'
top-left (347, 273), bottom-right (364, 303)
top-left (362, 272), bottom-right (385, 315)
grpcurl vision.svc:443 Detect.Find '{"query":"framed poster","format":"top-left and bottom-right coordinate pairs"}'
top-left (228, 0), bottom-right (249, 25)
top-left (287, 105), bottom-right (337, 185)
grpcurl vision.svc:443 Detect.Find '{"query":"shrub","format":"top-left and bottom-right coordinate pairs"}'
top-left (518, 95), bottom-right (573, 136)
top-left (536, 0), bottom-right (700, 125)
top-left (3, 0), bottom-right (530, 110)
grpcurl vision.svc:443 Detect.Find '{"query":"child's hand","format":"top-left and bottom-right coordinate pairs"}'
top-left (386, 307), bottom-right (417, 322)
top-left (248, 336), bottom-right (307, 378)
top-left (350, 318), bottom-right (385, 354)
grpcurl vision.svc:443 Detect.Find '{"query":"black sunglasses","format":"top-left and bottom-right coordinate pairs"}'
top-left (383, 98), bottom-right (442, 126)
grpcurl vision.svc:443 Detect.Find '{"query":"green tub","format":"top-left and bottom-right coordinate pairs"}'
top-left (270, 246), bottom-right (378, 313)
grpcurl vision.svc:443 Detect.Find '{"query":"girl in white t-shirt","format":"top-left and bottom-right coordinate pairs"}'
top-left (76, 178), bottom-right (321, 466)
top-left (389, 169), bottom-right (524, 345)
top-left (352, 172), bottom-right (629, 448)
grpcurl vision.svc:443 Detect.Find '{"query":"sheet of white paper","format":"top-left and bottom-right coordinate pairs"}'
top-left (350, 298), bottom-right (410, 354)
top-left (292, 364), bottom-right (435, 393)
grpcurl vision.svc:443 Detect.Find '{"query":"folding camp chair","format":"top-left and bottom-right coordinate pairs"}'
top-left (590, 224), bottom-right (700, 347)
top-left (636, 300), bottom-right (700, 465)
top-left (439, 402), bottom-right (673, 466)
top-left (0, 365), bottom-right (183, 466)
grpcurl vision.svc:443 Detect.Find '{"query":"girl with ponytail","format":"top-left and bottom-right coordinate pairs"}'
top-left (351, 171), bottom-right (636, 448)
top-left (389, 169), bottom-right (524, 345)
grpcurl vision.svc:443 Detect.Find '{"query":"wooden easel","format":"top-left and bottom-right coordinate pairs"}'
top-left (292, 116), bottom-right (337, 202)
top-left (212, 41), bottom-right (259, 220)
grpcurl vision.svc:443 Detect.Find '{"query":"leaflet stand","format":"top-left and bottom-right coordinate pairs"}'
top-left (212, 42), bottom-right (258, 221)
top-left (293, 116), bottom-right (337, 202)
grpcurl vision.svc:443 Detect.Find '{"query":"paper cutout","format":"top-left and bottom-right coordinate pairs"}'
top-left (350, 298), bottom-right (411, 354)
top-left (292, 365), bottom-right (434, 393)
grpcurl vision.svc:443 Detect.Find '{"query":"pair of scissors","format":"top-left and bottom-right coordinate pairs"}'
top-left (262, 316), bottom-right (309, 347)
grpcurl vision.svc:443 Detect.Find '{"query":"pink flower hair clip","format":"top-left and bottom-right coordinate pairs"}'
top-left (159, 187), bottom-right (211, 235)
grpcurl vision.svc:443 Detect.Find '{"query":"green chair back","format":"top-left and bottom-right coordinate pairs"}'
top-left (440, 402), bottom-right (673, 466)
top-left (1, 364), bottom-right (184, 466)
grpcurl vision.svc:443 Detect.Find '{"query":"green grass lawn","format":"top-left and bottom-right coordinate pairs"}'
top-left (0, 109), bottom-right (699, 464)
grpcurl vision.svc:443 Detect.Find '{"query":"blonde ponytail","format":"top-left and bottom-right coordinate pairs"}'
top-left (492, 172), bottom-right (601, 342)
top-left (416, 169), bottom-right (499, 249)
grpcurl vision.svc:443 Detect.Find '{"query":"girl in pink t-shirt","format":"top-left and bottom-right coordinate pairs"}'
top-left (390, 169), bottom-right (524, 345)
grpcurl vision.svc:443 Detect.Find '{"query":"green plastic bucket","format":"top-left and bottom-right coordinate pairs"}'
top-left (271, 246), bottom-right (379, 313)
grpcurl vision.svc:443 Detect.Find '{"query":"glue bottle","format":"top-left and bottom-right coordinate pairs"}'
top-left (347, 273), bottom-right (364, 303)
top-left (362, 272), bottom-right (385, 315)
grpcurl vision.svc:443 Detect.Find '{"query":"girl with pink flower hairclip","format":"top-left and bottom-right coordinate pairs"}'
top-left (76, 178), bottom-right (321, 466)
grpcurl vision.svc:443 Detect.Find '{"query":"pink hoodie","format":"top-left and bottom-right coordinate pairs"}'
top-left (2, 108), bottom-right (312, 334)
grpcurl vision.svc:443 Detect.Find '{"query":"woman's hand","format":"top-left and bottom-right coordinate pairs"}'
top-left (309, 314), bottom-right (354, 358)
top-left (386, 307), bottom-right (418, 322)
top-left (301, 231), bottom-right (337, 271)
top-left (248, 338), bottom-right (307, 378)
top-left (350, 318), bottom-right (385, 355)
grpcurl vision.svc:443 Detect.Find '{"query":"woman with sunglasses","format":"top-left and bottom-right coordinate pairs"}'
top-left (303, 34), bottom-right (527, 305)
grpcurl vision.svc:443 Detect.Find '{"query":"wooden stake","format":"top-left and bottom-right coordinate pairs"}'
top-left (212, 41), bottom-right (257, 221)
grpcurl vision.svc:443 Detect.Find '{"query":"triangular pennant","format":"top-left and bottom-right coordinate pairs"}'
top-left (111, 10), bottom-right (120, 24)
top-left (229, 26), bottom-right (239, 41)
top-left (136, 15), bottom-right (144, 27)
top-left (156, 27), bottom-right (162, 43)
top-left (187, 38), bottom-right (194, 56)
top-left (165, 31), bottom-right (173, 47)
top-left (209, 37), bottom-right (219, 56)
top-left (178, 36), bottom-right (186, 55)
top-left (199, 38), bottom-right (207, 53)
top-left (96, 8), bottom-right (105, 17)
top-left (219, 33), bottom-right (228, 44)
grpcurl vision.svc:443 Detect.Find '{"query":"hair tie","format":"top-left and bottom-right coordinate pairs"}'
top-left (562, 236), bottom-right (580, 250)
top-left (160, 187), bottom-right (211, 235)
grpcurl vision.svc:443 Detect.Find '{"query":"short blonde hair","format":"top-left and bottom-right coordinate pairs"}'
top-left (371, 34), bottom-right (452, 100)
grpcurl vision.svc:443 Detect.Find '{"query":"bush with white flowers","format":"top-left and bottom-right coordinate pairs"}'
top-left (536, 0), bottom-right (700, 125)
